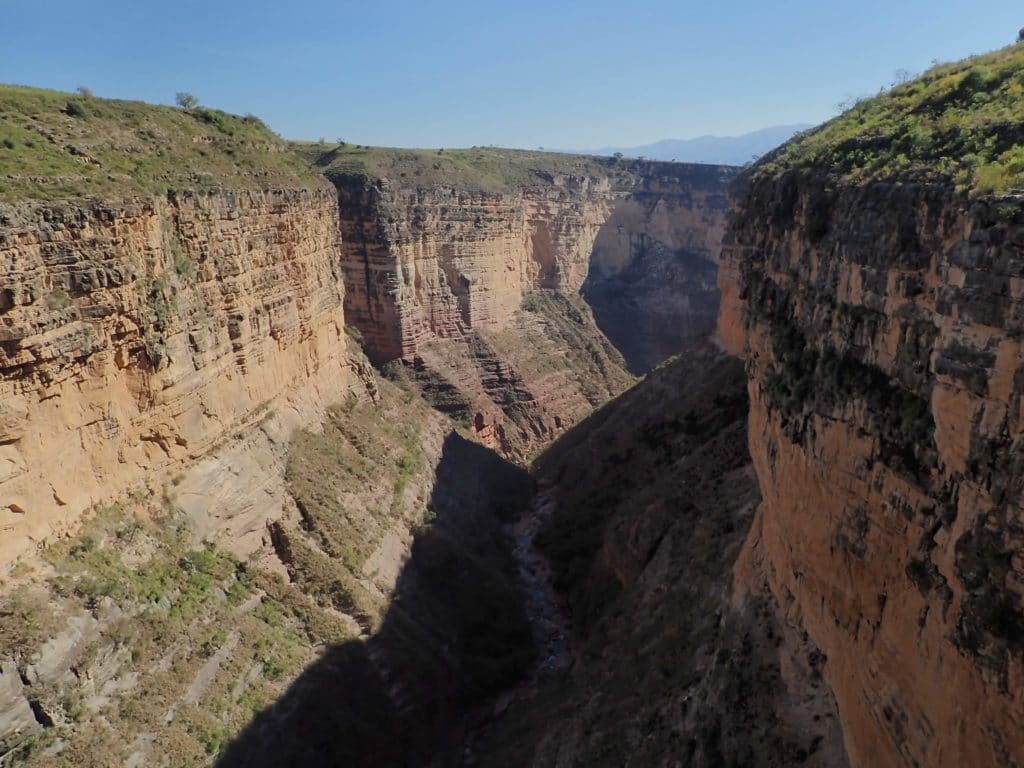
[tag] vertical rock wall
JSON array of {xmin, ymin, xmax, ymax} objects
[
  {"xmin": 334, "ymin": 163, "xmax": 737, "ymax": 369},
  {"xmin": 0, "ymin": 189, "xmax": 362, "ymax": 567},
  {"xmin": 584, "ymin": 162, "xmax": 735, "ymax": 371},
  {"xmin": 720, "ymin": 171, "xmax": 1024, "ymax": 767}
]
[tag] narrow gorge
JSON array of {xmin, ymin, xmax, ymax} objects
[{"xmin": 0, "ymin": 87, "xmax": 740, "ymax": 766}]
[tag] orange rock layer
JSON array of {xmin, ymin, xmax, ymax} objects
[
  {"xmin": 0, "ymin": 189, "xmax": 364, "ymax": 568},
  {"xmin": 720, "ymin": 172, "xmax": 1024, "ymax": 767},
  {"xmin": 335, "ymin": 163, "xmax": 736, "ymax": 367}
]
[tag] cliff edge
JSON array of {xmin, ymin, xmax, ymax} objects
[{"xmin": 0, "ymin": 86, "xmax": 368, "ymax": 569}]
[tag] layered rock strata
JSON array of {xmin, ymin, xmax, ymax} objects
[
  {"xmin": 335, "ymin": 173, "xmax": 617, "ymax": 364},
  {"xmin": 0, "ymin": 189, "xmax": 363, "ymax": 568},
  {"xmin": 584, "ymin": 163, "xmax": 734, "ymax": 372},
  {"xmin": 720, "ymin": 172, "xmax": 1024, "ymax": 767},
  {"xmin": 333, "ymin": 162, "xmax": 736, "ymax": 370}
]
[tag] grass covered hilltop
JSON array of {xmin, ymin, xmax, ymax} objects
[
  {"xmin": 757, "ymin": 42, "xmax": 1024, "ymax": 195},
  {"xmin": 296, "ymin": 142, "xmax": 622, "ymax": 193},
  {"xmin": 0, "ymin": 85, "xmax": 320, "ymax": 202}
]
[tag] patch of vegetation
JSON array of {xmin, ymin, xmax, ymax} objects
[
  {"xmin": 283, "ymin": 378, "xmax": 436, "ymax": 628},
  {"xmin": 296, "ymin": 142, "xmax": 623, "ymax": 193},
  {"xmin": 0, "ymin": 84, "xmax": 321, "ymax": 202},
  {"xmin": 170, "ymin": 242, "xmax": 193, "ymax": 278},
  {"xmin": 755, "ymin": 43, "xmax": 1024, "ymax": 194},
  {"xmin": 762, "ymin": 315, "xmax": 935, "ymax": 476},
  {"xmin": 1, "ymin": 496, "xmax": 363, "ymax": 767},
  {"xmin": 343, "ymin": 324, "xmax": 364, "ymax": 345},
  {"xmin": 382, "ymin": 359, "xmax": 474, "ymax": 427}
]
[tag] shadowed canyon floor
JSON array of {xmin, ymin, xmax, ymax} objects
[{"xmin": 471, "ymin": 346, "xmax": 847, "ymax": 768}]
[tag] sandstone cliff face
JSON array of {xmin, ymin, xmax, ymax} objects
[
  {"xmin": 335, "ymin": 173, "xmax": 617, "ymax": 363},
  {"xmin": 336, "ymin": 162, "xmax": 735, "ymax": 371},
  {"xmin": 720, "ymin": 171, "xmax": 1024, "ymax": 767},
  {"xmin": 331, "ymin": 161, "xmax": 734, "ymax": 458},
  {"xmin": 584, "ymin": 162, "xmax": 735, "ymax": 372},
  {"xmin": 0, "ymin": 188, "xmax": 365, "ymax": 568}
]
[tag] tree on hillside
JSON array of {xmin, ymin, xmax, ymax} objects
[
  {"xmin": 1019, "ymin": 27, "xmax": 1024, "ymax": 42},
  {"xmin": 175, "ymin": 92, "xmax": 199, "ymax": 109}
]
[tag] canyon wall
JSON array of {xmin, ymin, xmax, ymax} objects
[
  {"xmin": 332, "ymin": 161, "xmax": 736, "ymax": 369},
  {"xmin": 583, "ymin": 162, "xmax": 734, "ymax": 372},
  {"xmin": 327, "ymin": 159, "xmax": 735, "ymax": 459},
  {"xmin": 335, "ymin": 172, "xmax": 617, "ymax": 363},
  {"xmin": 720, "ymin": 171, "xmax": 1024, "ymax": 767},
  {"xmin": 0, "ymin": 188, "xmax": 366, "ymax": 568}
]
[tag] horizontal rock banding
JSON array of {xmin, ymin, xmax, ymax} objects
[{"xmin": 0, "ymin": 188, "xmax": 360, "ymax": 567}]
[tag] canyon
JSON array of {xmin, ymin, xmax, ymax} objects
[
  {"xmin": 3, "ymin": 42, "xmax": 1024, "ymax": 768},
  {"xmin": 0, "ymin": 87, "xmax": 740, "ymax": 765},
  {"xmin": 314, "ymin": 147, "xmax": 735, "ymax": 456}
]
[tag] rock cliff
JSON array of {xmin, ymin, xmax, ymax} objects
[
  {"xmin": 719, "ymin": 47, "xmax": 1024, "ymax": 768},
  {"xmin": 322, "ymin": 150, "xmax": 735, "ymax": 371},
  {"xmin": 307, "ymin": 147, "xmax": 735, "ymax": 457},
  {"xmin": 584, "ymin": 162, "xmax": 733, "ymax": 372},
  {"xmin": 334, "ymin": 172, "xmax": 617, "ymax": 362},
  {"xmin": 0, "ymin": 87, "xmax": 374, "ymax": 570},
  {"xmin": 0, "ymin": 189, "xmax": 367, "ymax": 568}
]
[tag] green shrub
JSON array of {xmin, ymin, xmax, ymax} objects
[
  {"xmin": 171, "ymin": 244, "xmax": 194, "ymax": 277},
  {"xmin": 175, "ymin": 91, "xmax": 199, "ymax": 109},
  {"xmin": 755, "ymin": 45, "xmax": 1024, "ymax": 194},
  {"xmin": 64, "ymin": 100, "xmax": 87, "ymax": 118}
]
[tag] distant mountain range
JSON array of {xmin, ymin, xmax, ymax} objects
[{"xmin": 570, "ymin": 124, "xmax": 814, "ymax": 166}]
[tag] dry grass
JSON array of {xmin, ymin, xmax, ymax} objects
[{"xmin": 0, "ymin": 84, "xmax": 321, "ymax": 202}]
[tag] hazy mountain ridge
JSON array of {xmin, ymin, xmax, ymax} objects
[{"xmin": 565, "ymin": 124, "xmax": 813, "ymax": 165}]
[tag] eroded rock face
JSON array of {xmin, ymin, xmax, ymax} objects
[
  {"xmin": 720, "ymin": 171, "xmax": 1024, "ymax": 767},
  {"xmin": 332, "ymin": 162, "xmax": 735, "ymax": 459},
  {"xmin": 336, "ymin": 174, "xmax": 618, "ymax": 363},
  {"xmin": 0, "ymin": 189, "xmax": 365, "ymax": 568},
  {"xmin": 334, "ymin": 162, "xmax": 736, "ymax": 369},
  {"xmin": 584, "ymin": 163, "xmax": 734, "ymax": 372}
]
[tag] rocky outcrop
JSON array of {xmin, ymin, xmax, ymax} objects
[
  {"xmin": 720, "ymin": 171, "xmax": 1024, "ymax": 767},
  {"xmin": 386, "ymin": 292, "xmax": 635, "ymax": 462},
  {"xmin": 584, "ymin": 162, "xmax": 735, "ymax": 372},
  {"xmin": 0, "ymin": 188, "xmax": 367, "ymax": 569}
]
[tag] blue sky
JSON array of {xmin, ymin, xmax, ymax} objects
[{"xmin": 2, "ymin": 1, "xmax": 1021, "ymax": 148}]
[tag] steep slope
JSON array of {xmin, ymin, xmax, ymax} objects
[
  {"xmin": 1, "ymin": 373, "xmax": 534, "ymax": 766},
  {"xmin": 0, "ymin": 86, "xmax": 363, "ymax": 570},
  {"xmin": 473, "ymin": 346, "xmax": 848, "ymax": 767},
  {"xmin": 0, "ymin": 84, "xmax": 404, "ymax": 764},
  {"xmin": 719, "ymin": 44, "xmax": 1024, "ymax": 768},
  {"xmin": 383, "ymin": 291, "xmax": 633, "ymax": 462}
]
